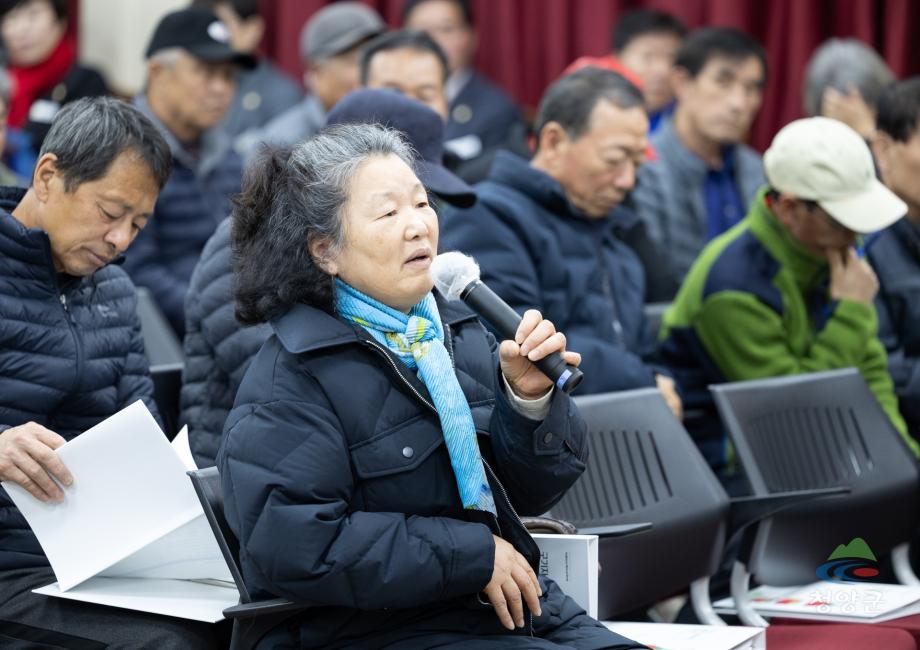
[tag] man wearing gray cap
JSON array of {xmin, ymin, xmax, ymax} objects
[
  {"xmin": 233, "ymin": 2, "xmax": 385, "ymax": 157},
  {"xmin": 661, "ymin": 116, "xmax": 920, "ymax": 470}
]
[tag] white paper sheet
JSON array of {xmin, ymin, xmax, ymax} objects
[
  {"xmin": 713, "ymin": 581, "xmax": 920, "ymax": 623},
  {"xmin": 2, "ymin": 401, "xmax": 218, "ymax": 591},
  {"xmin": 100, "ymin": 513, "xmax": 232, "ymax": 583},
  {"xmin": 603, "ymin": 622, "xmax": 766, "ymax": 650},
  {"xmin": 34, "ymin": 577, "xmax": 238, "ymax": 623},
  {"xmin": 170, "ymin": 425, "xmax": 197, "ymax": 472}
]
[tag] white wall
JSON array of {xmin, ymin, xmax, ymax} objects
[{"xmin": 78, "ymin": 0, "xmax": 189, "ymax": 96}]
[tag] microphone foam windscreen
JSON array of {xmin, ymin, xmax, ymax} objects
[{"xmin": 430, "ymin": 251, "xmax": 481, "ymax": 300}]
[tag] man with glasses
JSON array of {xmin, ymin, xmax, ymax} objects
[
  {"xmin": 125, "ymin": 7, "xmax": 255, "ymax": 335},
  {"xmin": 661, "ymin": 117, "xmax": 920, "ymax": 471}
]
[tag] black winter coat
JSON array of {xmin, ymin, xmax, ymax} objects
[
  {"xmin": 870, "ymin": 217, "xmax": 920, "ymax": 434},
  {"xmin": 441, "ymin": 151, "xmax": 661, "ymax": 396},
  {"xmin": 0, "ymin": 187, "xmax": 160, "ymax": 570},
  {"xmin": 218, "ymin": 297, "xmax": 639, "ymax": 649},
  {"xmin": 180, "ymin": 217, "xmax": 269, "ymax": 468}
]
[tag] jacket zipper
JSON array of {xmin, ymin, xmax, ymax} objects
[
  {"xmin": 361, "ymin": 337, "xmax": 536, "ymax": 634},
  {"xmin": 59, "ymin": 291, "xmax": 84, "ymax": 395},
  {"xmin": 595, "ymin": 240, "xmax": 625, "ymax": 345}
]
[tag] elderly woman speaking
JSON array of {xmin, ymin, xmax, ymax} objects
[{"xmin": 219, "ymin": 124, "xmax": 642, "ymax": 650}]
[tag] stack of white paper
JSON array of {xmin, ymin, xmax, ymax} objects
[
  {"xmin": 603, "ymin": 622, "xmax": 766, "ymax": 650},
  {"xmin": 714, "ymin": 581, "xmax": 920, "ymax": 623},
  {"xmin": 1, "ymin": 401, "xmax": 239, "ymax": 622}
]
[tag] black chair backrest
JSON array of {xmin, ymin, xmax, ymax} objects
[
  {"xmin": 550, "ymin": 388, "xmax": 730, "ymax": 618},
  {"xmin": 187, "ymin": 467, "xmax": 251, "ymax": 603},
  {"xmin": 711, "ymin": 369, "xmax": 920, "ymax": 585},
  {"xmin": 136, "ymin": 287, "xmax": 184, "ymax": 437}
]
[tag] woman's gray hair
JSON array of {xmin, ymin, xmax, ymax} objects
[
  {"xmin": 233, "ymin": 123, "xmax": 416, "ymax": 324},
  {"xmin": 803, "ymin": 38, "xmax": 895, "ymax": 116}
]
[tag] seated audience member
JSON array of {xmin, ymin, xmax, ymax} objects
[
  {"xmin": 442, "ymin": 68, "xmax": 682, "ymax": 416},
  {"xmin": 629, "ymin": 27, "xmax": 767, "ymax": 299},
  {"xmin": 661, "ymin": 117, "xmax": 920, "ymax": 470},
  {"xmin": 869, "ymin": 78, "xmax": 920, "ymax": 438},
  {"xmin": 181, "ymin": 89, "xmax": 476, "ymax": 468},
  {"xmin": 125, "ymin": 7, "xmax": 255, "ymax": 336},
  {"xmin": 0, "ymin": 97, "xmax": 218, "ymax": 648},
  {"xmin": 611, "ymin": 8, "xmax": 686, "ymax": 133},
  {"xmin": 0, "ymin": 0, "xmax": 109, "ymax": 175},
  {"xmin": 192, "ymin": 0, "xmax": 302, "ymax": 140},
  {"xmin": 804, "ymin": 38, "xmax": 895, "ymax": 141},
  {"xmin": 219, "ymin": 122, "xmax": 643, "ymax": 650},
  {"xmin": 403, "ymin": 0, "xmax": 522, "ymax": 176},
  {"xmin": 360, "ymin": 28, "xmax": 450, "ymax": 119},
  {"xmin": 234, "ymin": 1, "xmax": 384, "ymax": 157},
  {"xmin": 0, "ymin": 68, "xmax": 27, "ymax": 187}
]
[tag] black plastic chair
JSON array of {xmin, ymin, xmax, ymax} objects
[
  {"xmin": 187, "ymin": 467, "xmax": 302, "ymax": 650},
  {"xmin": 136, "ymin": 287, "xmax": 184, "ymax": 438},
  {"xmin": 711, "ymin": 369, "xmax": 920, "ymax": 625},
  {"xmin": 548, "ymin": 387, "xmax": 843, "ymax": 622}
]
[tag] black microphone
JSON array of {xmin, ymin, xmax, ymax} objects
[{"xmin": 431, "ymin": 252, "xmax": 584, "ymax": 394}]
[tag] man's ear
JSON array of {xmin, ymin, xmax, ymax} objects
[
  {"xmin": 670, "ymin": 67, "xmax": 691, "ymax": 102},
  {"xmin": 772, "ymin": 193, "xmax": 802, "ymax": 230},
  {"xmin": 309, "ymin": 237, "xmax": 338, "ymax": 276},
  {"xmin": 871, "ymin": 132, "xmax": 893, "ymax": 180},
  {"xmin": 535, "ymin": 122, "xmax": 569, "ymax": 158},
  {"xmin": 31, "ymin": 153, "xmax": 60, "ymax": 203}
]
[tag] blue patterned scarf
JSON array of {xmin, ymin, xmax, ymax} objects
[{"xmin": 336, "ymin": 280, "xmax": 496, "ymax": 515}]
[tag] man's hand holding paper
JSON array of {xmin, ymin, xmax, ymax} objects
[{"xmin": 0, "ymin": 422, "xmax": 73, "ymax": 502}]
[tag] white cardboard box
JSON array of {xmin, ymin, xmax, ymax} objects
[{"xmin": 532, "ymin": 533, "xmax": 598, "ymax": 619}]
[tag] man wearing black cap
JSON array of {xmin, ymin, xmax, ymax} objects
[
  {"xmin": 234, "ymin": 2, "xmax": 385, "ymax": 157},
  {"xmin": 181, "ymin": 90, "xmax": 475, "ymax": 468},
  {"xmin": 124, "ymin": 7, "xmax": 256, "ymax": 336}
]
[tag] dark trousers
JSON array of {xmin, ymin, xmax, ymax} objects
[{"xmin": 0, "ymin": 566, "xmax": 227, "ymax": 649}]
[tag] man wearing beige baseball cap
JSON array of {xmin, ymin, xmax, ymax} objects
[{"xmin": 660, "ymin": 116, "xmax": 919, "ymax": 473}]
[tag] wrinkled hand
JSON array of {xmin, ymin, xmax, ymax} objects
[
  {"xmin": 655, "ymin": 374, "xmax": 683, "ymax": 420},
  {"xmin": 500, "ymin": 310, "xmax": 581, "ymax": 399},
  {"xmin": 822, "ymin": 86, "xmax": 876, "ymax": 139},
  {"xmin": 828, "ymin": 248, "xmax": 878, "ymax": 305},
  {"xmin": 483, "ymin": 535, "xmax": 542, "ymax": 629},
  {"xmin": 0, "ymin": 423, "xmax": 72, "ymax": 502}
]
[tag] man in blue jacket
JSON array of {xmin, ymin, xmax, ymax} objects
[
  {"xmin": 0, "ymin": 98, "xmax": 219, "ymax": 648},
  {"xmin": 125, "ymin": 7, "xmax": 256, "ymax": 336},
  {"xmin": 442, "ymin": 67, "xmax": 681, "ymax": 415}
]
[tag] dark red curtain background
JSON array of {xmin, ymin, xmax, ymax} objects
[{"xmin": 259, "ymin": 0, "xmax": 920, "ymax": 151}]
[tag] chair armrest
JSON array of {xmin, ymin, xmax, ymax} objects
[
  {"xmin": 223, "ymin": 597, "xmax": 303, "ymax": 619},
  {"xmin": 577, "ymin": 522, "xmax": 652, "ymax": 538}
]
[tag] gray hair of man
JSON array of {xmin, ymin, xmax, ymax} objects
[
  {"xmin": 233, "ymin": 122, "xmax": 416, "ymax": 324},
  {"xmin": 38, "ymin": 96, "xmax": 172, "ymax": 192},
  {"xmin": 0, "ymin": 67, "xmax": 11, "ymax": 107},
  {"xmin": 803, "ymin": 38, "xmax": 895, "ymax": 116}
]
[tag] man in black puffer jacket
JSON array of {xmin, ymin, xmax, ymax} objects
[
  {"xmin": 0, "ymin": 98, "xmax": 222, "ymax": 649},
  {"xmin": 181, "ymin": 88, "xmax": 477, "ymax": 467}
]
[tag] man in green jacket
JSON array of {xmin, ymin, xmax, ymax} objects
[{"xmin": 661, "ymin": 116, "xmax": 920, "ymax": 469}]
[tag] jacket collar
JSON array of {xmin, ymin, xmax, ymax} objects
[
  {"xmin": 486, "ymin": 150, "xmax": 637, "ymax": 232},
  {"xmin": 0, "ymin": 186, "xmax": 52, "ymax": 264},
  {"xmin": 132, "ymin": 94, "xmax": 232, "ymax": 179},
  {"xmin": 747, "ymin": 187, "xmax": 828, "ymax": 291},
  {"xmin": 271, "ymin": 290, "xmax": 478, "ymax": 355},
  {"xmin": 651, "ymin": 118, "xmax": 737, "ymax": 179}
]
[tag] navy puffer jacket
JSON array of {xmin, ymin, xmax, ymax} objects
[
  {"xmin": 0, "ymin": 187, "xmax": 160, "ymax": 570},
  {"xmin": 180, "ymin": 217, "xmax": 270, "ymax": 468},
  {"xmin": 218, "ymin": 296, "xmax": 615, "ymax": 649},
  {"xmin": 441, "ymin": 150, "xmax": 660, "ymax": 395}
]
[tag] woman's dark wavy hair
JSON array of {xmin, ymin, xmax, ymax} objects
[{"xmin": 232, "ymin": 123, "xmax": 415, "ymax": 325}]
